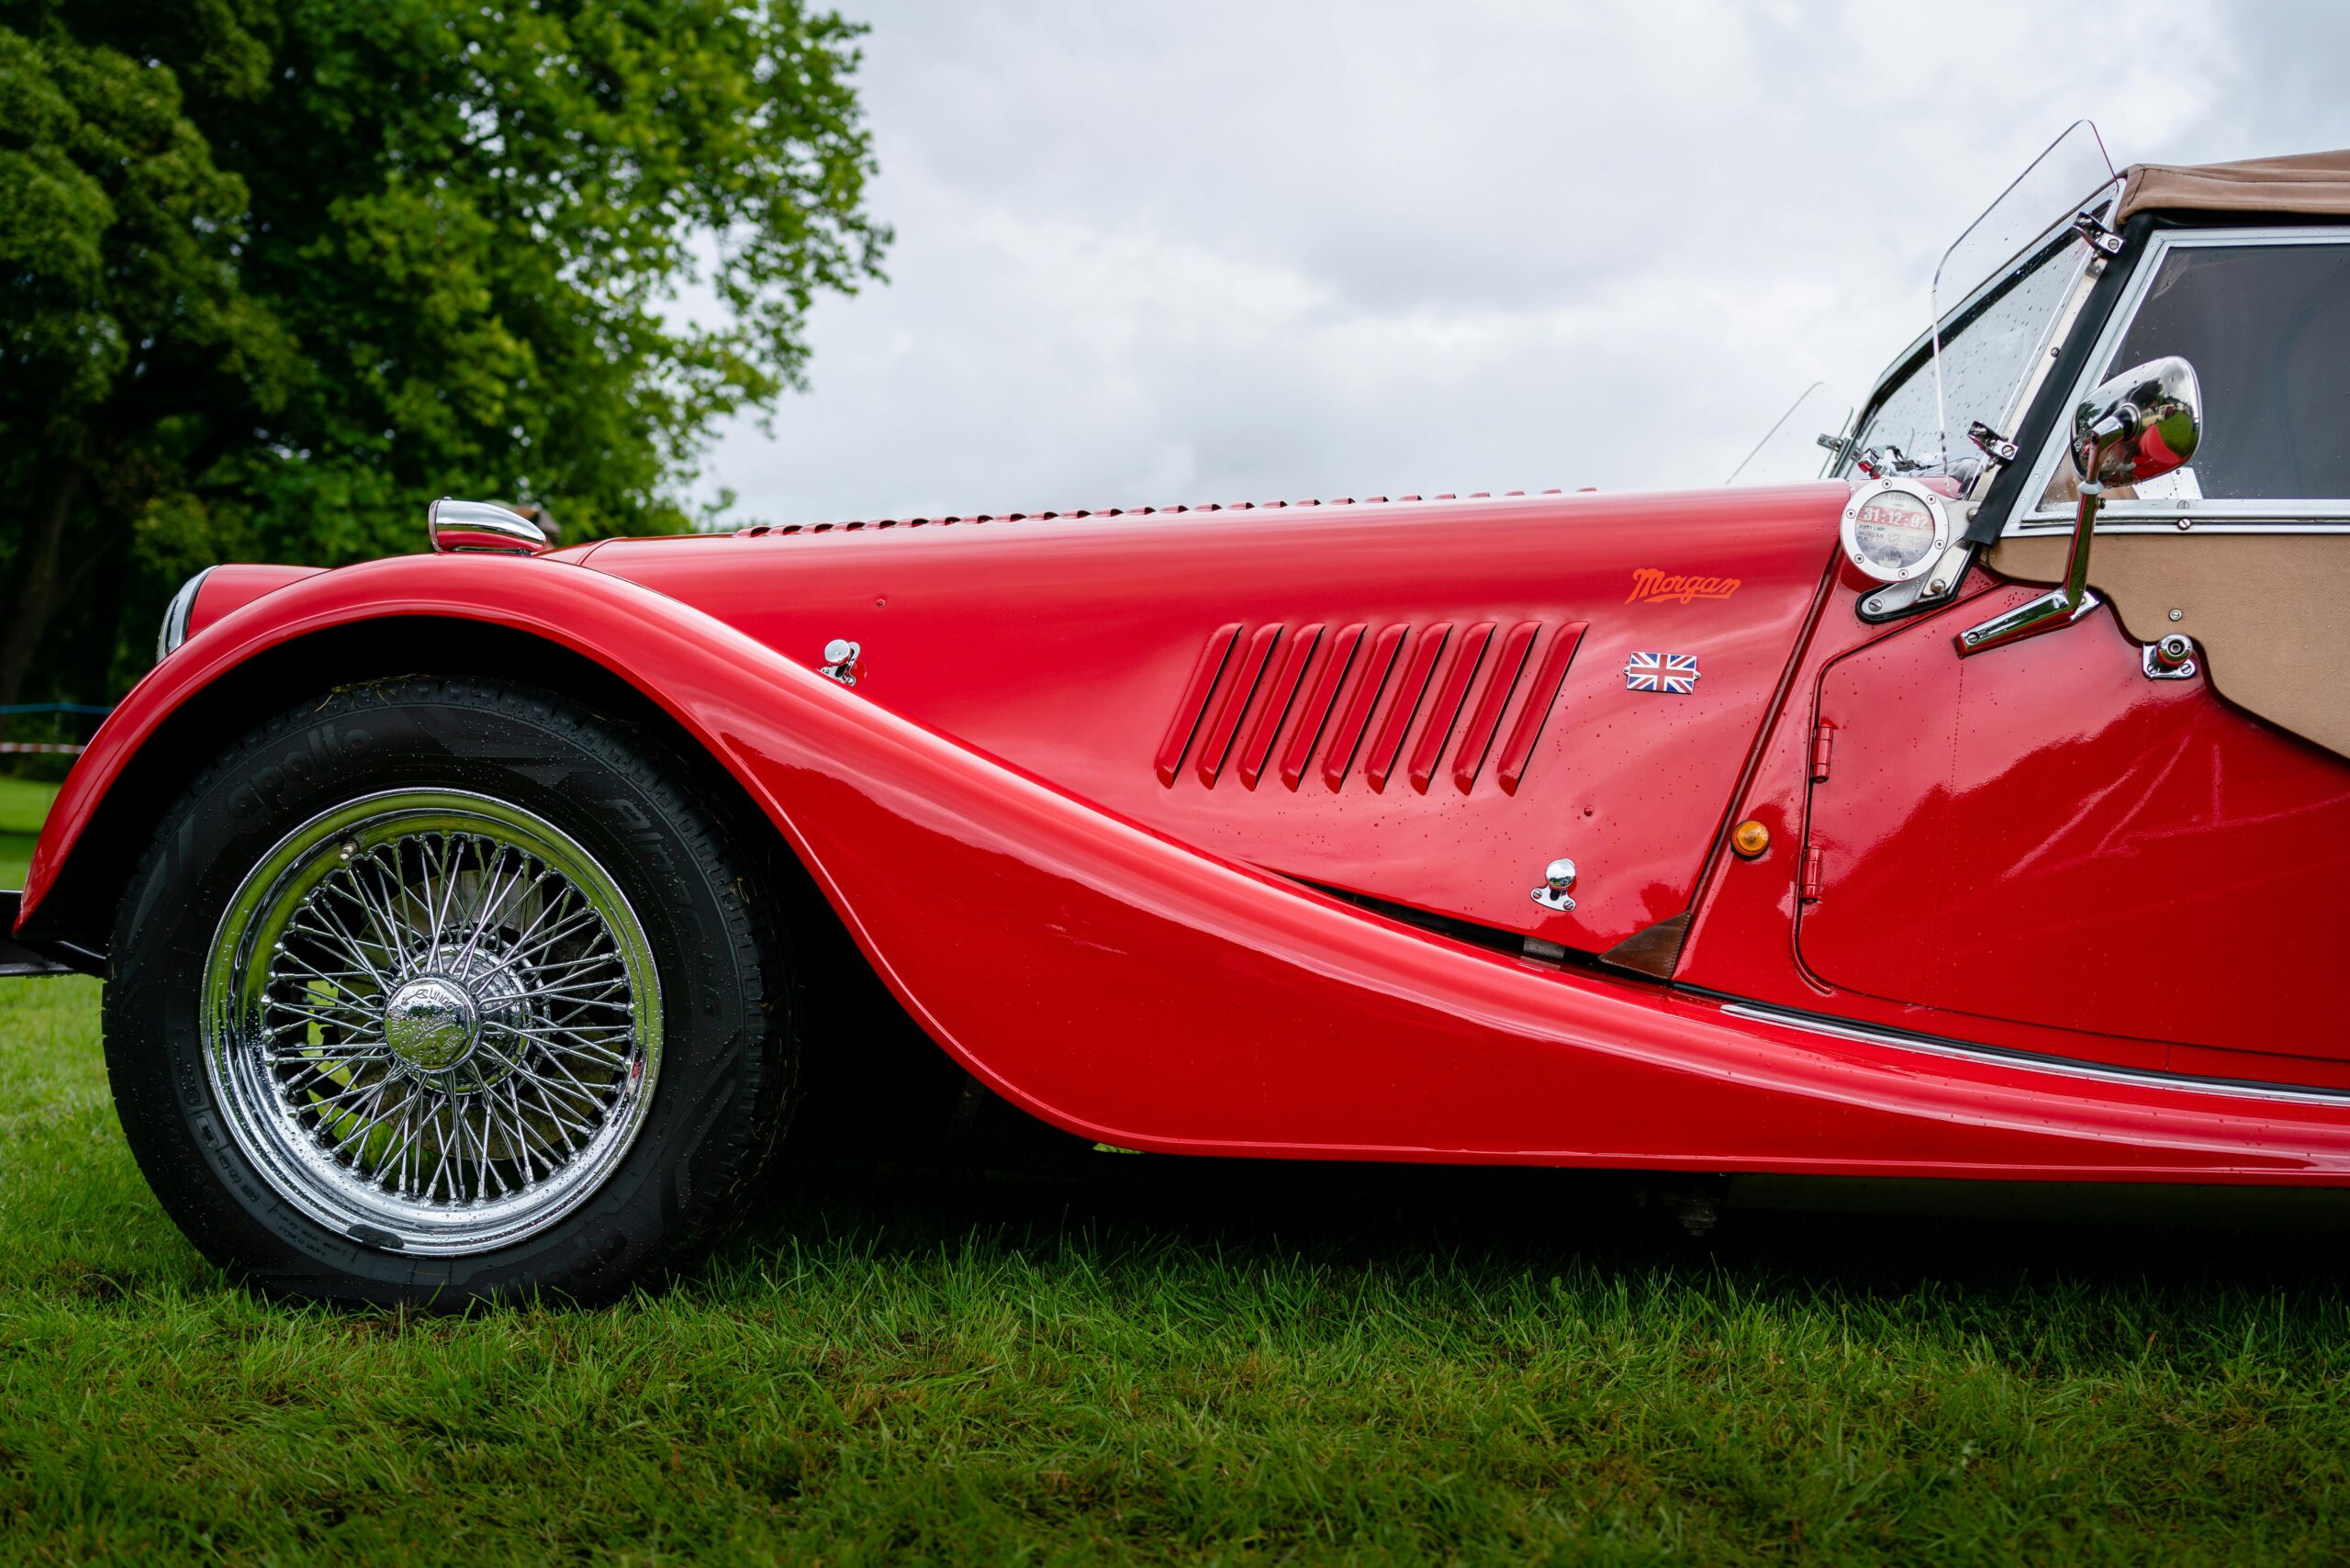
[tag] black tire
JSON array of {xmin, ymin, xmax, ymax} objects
[{"xmin": 103, "ymin": 676, "xmax": 797, "ymax": 1307}]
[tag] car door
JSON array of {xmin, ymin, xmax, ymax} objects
[{"xmin": 1794, "ymin": 228, "xmax": 2350, "ymax": 1081}]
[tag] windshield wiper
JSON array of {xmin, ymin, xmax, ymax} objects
[{"xmin": 1852, "ymin": 444, "xmax": 1937, "ymax": 479}]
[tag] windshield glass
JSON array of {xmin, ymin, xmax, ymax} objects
[
  {"xmin": 1845, "ymin": 123, "xmax": 2120, "ymax": 480},
  {"xmin": 1850, "ymin": 239, "xmax": 2087, "ymax": 476},
  {"xmin": 1727, "ymin": 383, "xmax": 1852, "ymax": 485}
]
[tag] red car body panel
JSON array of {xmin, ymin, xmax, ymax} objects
[
  {"xmin": 19, "ymin": 543, "xmax": 2350, "ymax": 1183},
  {"xmin": 1676, "ymin": 571, "xmax": 2350, "ymax": 1084},
  {"xmin": 581, "ymin": 487, "xmax": 1841, "ymax": 952},
  {"xmin": 1801, "ymin": 583, "xmax": 2349, "ymax": 1063}
]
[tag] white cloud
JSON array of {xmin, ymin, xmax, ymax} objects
[{"xmin": 693, "ymin": 0, "xmax": 2350, "ymax": 525}]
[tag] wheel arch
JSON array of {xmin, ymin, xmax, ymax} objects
[
  {"xmin": 30, "ymin": 583, "xmax": 970, "ymax": 1148},
  {"xmin": 27, "ymin": 613, "xmax": 764, "ymax": 948}
]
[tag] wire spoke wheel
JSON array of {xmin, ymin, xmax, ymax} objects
[{"xmin": 203, "ymin": 790, "xmax": 664, "ymax": 1255}]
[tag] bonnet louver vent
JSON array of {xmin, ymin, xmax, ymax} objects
[{"xmin": 1155, "ymin": 619, "xmax": 1584, "ymax": 794}]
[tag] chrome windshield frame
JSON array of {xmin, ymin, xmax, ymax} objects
[
  {"xmin": 2006, "ymin": 225, "xmax": 2350, "ymax": 535},
  {"xmin": 1839, "ymin": 217, "xmax": 2101, "ymax": 496}
]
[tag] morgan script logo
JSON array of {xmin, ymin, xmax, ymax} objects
[{"xmin": 1627, "ymin": 568, "xmax": 1741, "ymax": 605}]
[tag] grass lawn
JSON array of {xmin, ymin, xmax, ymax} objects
[
  {"xmin": 0, "ymin": 774, "xmax": 57, "ymax": 890},
  {"xmin": 3, "ymin": 778, "xmax": 2347, "ymax": 1562}
]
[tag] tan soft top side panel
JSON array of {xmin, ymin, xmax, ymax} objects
[
  {"xmin": 2118, "ymin": 151, "xmax": 2350, "ymax": 221},
  {"xmin": 1986, "ymin": 532, "xmax": 2350, "ymax": 758}
]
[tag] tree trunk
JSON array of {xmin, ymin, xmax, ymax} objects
[{"xmin": 0, "ymin": 464, "xmax": 85, "ymax": 734}]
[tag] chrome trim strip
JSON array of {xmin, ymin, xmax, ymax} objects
[
  {"xmin": 1975, "ymin": 248, "xmax": 2107, "ymax": 498},
  {"xmin": 2010, "ymin": 226, "xmax": 2350, "ymax": 534},
  {"xmin": 1722, "ymin": 1001, "xmax": 2350, "ymax": 1107}
]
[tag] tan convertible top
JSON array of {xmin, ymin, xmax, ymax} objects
[{"xmin": 2117, "ymin": 150, "xmax": 2350, "ymax": 221}]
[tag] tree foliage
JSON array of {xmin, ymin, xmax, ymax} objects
[{"xmin": 0, "ymin": 0, "xmax": 886, "ymax": 714}]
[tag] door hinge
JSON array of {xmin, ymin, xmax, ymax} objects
[
  {"xmin": 1809, "ymin": 723, "xmax": 1834, "ymax": 782},
  {"xmin": 1800, "ymin": 846, "xmax": 1825, "ymax": 902}
]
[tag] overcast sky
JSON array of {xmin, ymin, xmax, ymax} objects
[{"xmin": 692, "ymin": 0, "xmax": 2350, "ymax": 525}]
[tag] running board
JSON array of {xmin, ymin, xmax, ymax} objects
[{"xmin": 0, "ymin": 892, "xmax": 103, "ymax": 977}]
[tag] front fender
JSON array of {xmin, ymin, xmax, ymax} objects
[{"xmin": 24, "ymin": 552, "xmax": 2350, "ymax": 1179}]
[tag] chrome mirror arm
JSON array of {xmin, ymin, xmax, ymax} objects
[
  {"xmin": 1953, "ymin": 355, "xmax": 2199, "ymax": 658},
  {"xmin": 1953, "ymin": 480, "xmax": 2104, "ymax": 655}
]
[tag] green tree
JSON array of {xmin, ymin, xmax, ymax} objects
[{"xmin": 0, "ymin": 0, "xmax": 885, "ymax": 719}]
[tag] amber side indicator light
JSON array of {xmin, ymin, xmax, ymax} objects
[{"xmin": 1731, "ymin": 820, "xmax": 1771, "ymax": 858}]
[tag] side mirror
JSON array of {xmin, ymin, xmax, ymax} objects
[
  {"xmin": 2072, "ymin": 355, "xmax": 2201, "ymax": 487},
  {"xmin": 1959, "ymin": 353, "xmax": 2204, "ymax": 657}
]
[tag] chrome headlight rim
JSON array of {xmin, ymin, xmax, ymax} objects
[
  {"xmin": 155, "ymin": 566, "xmax": 217, "ymax": 664},
  {"xmin": 1838, "ymin": 477, "xmax": 1954, "ymax": 586}
]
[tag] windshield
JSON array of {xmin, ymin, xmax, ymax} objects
[
  {"xmin": 1848, "ymin": 236, "xmax": 2087, "ymax": 477},
  {"xmin": 1843, "ymin": 122, "xmax": 2120, "ymax": 482},
  {"xmin": 1727, "ymin": 383, "xmax": 1852, "ymax": 485}
]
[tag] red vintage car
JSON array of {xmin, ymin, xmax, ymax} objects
[{"xmin": 8, "ymin": 129, "xmax": 2349, "ymax": 1305}]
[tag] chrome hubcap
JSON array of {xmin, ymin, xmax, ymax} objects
[
  {"xmin": 203, "ymin": 790, "xmax": 663, "ymax": 1255},
  {"xmin": 384, "ymin": 976, "xmax": 480, "ymax": 1075}
]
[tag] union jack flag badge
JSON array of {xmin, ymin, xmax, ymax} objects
[{"xmin": 1623, "ymin": 652, "xmax": 1699, "ymax": 695}]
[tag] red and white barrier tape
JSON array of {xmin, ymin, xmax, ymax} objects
[{"xmin": 0, "ymin": 744, "xmax": 83, "ymax": 755}]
